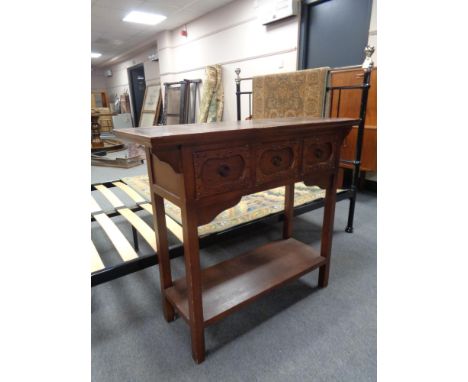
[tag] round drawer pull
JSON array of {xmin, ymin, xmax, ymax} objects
[
  {"xmin": 314, "ymin": 148, "xmax": 324, "ymax": 159},
  {"xmin": 218, "ymin": 164, "xmax": 231, "ymax": 177},
  {"xmin": 271, "ymin": 155, "xmax": 283, "ymax": 167}
]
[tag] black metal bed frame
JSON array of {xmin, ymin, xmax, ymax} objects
[
  {"xmin": 91, "ymin": 181, "xmax": 352, "ymax": 286},
  {"xmin": 91, "ymin": 46, "xmax": 374, "ymax": 287},
  {"xmin": 234, "ymin": 46, "xmax": 375, "ymax": 233}
]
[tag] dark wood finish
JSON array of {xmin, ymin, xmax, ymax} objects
[
  {"xmin": 115, "ymin": 117, "xmax": 356, "ymax": 363},
  {"xmin": 145, "ymin": 147, "xmax": 175, "ymax": 322},
  {"xmin": 115, "ymin": 117, "xmax": 357, "ymax": 147},
  {"xmin": 151, "ymin": 154, "xmax": 184, "ymax": 198},
  {"xmin": 283, "ymin": 183, "xmax": 294, "ymax": 239},
  {"xmin": 318, "ymin": 169, "xmax": 340, "ymax": 287},
  {"xmin": 165, "ymin": 238, "xmax": 326, "ymax": 326},
  {"xmin": 193, "ymin": 145, "xmax": 251, "ymax": 198},
  {"xmin": 330, "ymin": 67, "xmax": 377, "ymax": 173},
  {"xmin": 180, "ymin": 204, "xmax": 205, "ymax": 363},
  {"xmin": 255, "ymin": 140, "xmax": 300, "ymax": 185},
  {"xmin": 303, "ymin": 136, "xmax": 336, "ymax": 173}
]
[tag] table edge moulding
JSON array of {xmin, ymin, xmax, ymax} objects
[{"xmin": 114, "ymin": 116, "xmax": 358, "ymax": 363}]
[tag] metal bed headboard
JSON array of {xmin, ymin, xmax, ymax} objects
[{"xmin": 234, "ymin": 45, "xmax": 375, "ymax": 233}]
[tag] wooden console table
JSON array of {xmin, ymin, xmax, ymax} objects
[{"xmin": 115, "ymin": 116, "xmax": 357, "ymax": 363}]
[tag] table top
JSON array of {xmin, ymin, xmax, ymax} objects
[{"xmin": 114, "ymin": 117, "xmax": 359, "ymax": 147}]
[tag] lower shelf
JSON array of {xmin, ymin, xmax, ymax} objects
[{"xmin": 165, "ymin": 238, "xmax": 326, "ymax": 326}]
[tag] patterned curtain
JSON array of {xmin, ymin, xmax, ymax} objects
[{"xmin": 198, "ymin": 64, "xmax": 224, "ymax": 123}]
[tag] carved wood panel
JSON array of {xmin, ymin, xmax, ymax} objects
[
  {"xmin": 302, "ymin": 136, "xmax": 337, "ymax": 174},
  {"xmin": 255, "ymin": 140, "xmax": 300, "ymax": 185},
  {"xmin": 193, "ymin": 145, "xmax": 251, "ymax": 198}
]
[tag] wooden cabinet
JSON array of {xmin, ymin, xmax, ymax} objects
[
  {"xmin": 342, "ymin": 126, "xmax": 376, "ymax": 171},
  {"xmin": 115, "ymin": 116, "xmax": 357, "ymax": 363},
  {"xmin": 329, "ymin": 67, "xmax": 377, "ymax": 173}
]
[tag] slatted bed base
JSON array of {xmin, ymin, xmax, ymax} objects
[{"xmin": 91, "ymin": 180, "xmax": 354, "ymax": 287}]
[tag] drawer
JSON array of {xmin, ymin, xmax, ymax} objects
[
  {"xmin": 302, "ymin": 136, "xmax": 336, "ymax": 173},
  {"xmin": 193, "ymin": 145, "xmax": 251, "ymax": 198},
  {"xmin": 255, "ymin": 140, "xmax": 300, "ymax": 185}
]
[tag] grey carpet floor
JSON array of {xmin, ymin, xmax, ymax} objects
[{"xmin": 91, "ymin": 191, "xmax": 376, "ymax": 382}]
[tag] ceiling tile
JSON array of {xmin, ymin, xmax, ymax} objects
[
  {"xmin": 91, "ymin": 0, "xmax": 237, "ymax": 67},
  {"xmin": 94, "ymin": 0, "xmax": 145, "ymax": 11},
  {"xmin": 138, "ymin": 1, "xmax": 180, "ymax": 15},
  {"xmin": 144, "ymin": 0, "xmax": 198, "ymax": 8}
]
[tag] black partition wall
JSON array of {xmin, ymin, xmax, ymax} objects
[{"xmin": 298, "ymin": 0, "xmax": 373, "ymax": 69}]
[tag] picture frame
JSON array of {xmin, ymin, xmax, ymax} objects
[
  {"xmin": 139, "ymin": 112, "xmax": 157, "ymax": 127},
  {"xmin": 141, "ymin": 84, "xmax": 161, "ymax": 112},
  {"xmin": 139, "ymin": 85, "xmax": 162, "ymax": 127}
]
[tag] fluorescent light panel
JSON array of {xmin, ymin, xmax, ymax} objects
[
  {"xmin": 91, "ymin": 52, "xmax": 102, "ymax": 58},
  {"xmin": 123, "ymin": 11, "xmax": 166, "ymax": 25}
]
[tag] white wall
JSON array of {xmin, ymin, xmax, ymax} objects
[
  {"xmin": 156, "ymin": 0, "xmax": 377, "ymax": 122},
  {"xmin": 91, "ymin": 0, "xmax": 377, "ymax": 127},
  {"xmin": 104, "ymin": 47, "xmax": 160, "ymax": 102},
  {"xmin": 156, "ymin": 0, "xmax": 299, "ymax": 121},
  {"xmin": 90, "ymin": 46, "xmax": 161, "ymax": 121},
  {"xmin": 91, "ymin": 68, "xmax": 107, "ymax": 92}
]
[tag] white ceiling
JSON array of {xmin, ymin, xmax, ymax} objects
[{"xmin": 91, "ymin": 0, "xmax": 236, "ymax": 67}]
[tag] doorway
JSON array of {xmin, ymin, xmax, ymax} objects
[{"xmin": 128, "ymin": 64, "xmax": 146, "ymax": 126}]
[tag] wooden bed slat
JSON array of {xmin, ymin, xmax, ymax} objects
[
  {"xmin": 95, "ymin": 184, "xmax": 125, "ymax": 209},
  {"xmin": 140, "ymin": 202, "xmax": 184, "ymax": 242},
  {"xmin": 91, "ymin": 196, "xmax": 102, "ymax": 214},
  {"xmin": 118, "ymin": 208, "xmax": 156, "ymax": 251},
  {"xmin": 113, "ymin": 181, "xmax": 146, "ymax": 204},
  {"xmin": 95, "ymin": 181, "xmax": 183, "ymax": 243},
  {"xmin": 94, "ymin": 213, "xmax": 138, "ymax": 261},
  {"xmin": 140, "ymin": 202, "xmax": 153, "ymax": 215},
  {"xmin": 91, "ymin": 241, "xmax": 105, "ymax": 272}
]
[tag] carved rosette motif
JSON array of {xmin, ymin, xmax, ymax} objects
[
  {"xmin": 255, "ymin": 141, "xmax": 300, "ymax": 185},
  {"xmin": 302, "ymin": 136, "xmax": 337, "ymax": 174},
  {"xmin": 193, "ymin": 145, "xmax": 251, "ymax": 198}
]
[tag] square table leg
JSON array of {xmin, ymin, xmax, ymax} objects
[
  {"xmin": 181, "ymin": 205, "xmax": 205, "ymax": 363},
  {"xmin": 152, "ymin": 194, "xmax": 176, "ymax": 321},
  {"xmin": 319, "ymin": 173, "xmax": 339, "ymax": 288},
  {"xmin": 283, "ymin": 183, "xmax": 295, "ymax": 239},
  {"xmin": 146, "ymin": 147, "xmax": 176, "ymax": 322}
]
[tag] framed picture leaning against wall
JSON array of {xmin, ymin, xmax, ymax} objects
[{"xmin": 139, "ymin": 84, "xmax": 162, "ymax": 127}]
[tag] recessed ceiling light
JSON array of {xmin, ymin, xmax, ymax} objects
[
  {"xmin": 123, "ymin": 11, "xmax": 166, "ymax": 26},
  {"xmin": 91, "ymin": 52, "xmax": 102, "ymax": 58}
]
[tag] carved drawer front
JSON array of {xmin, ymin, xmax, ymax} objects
[
  {"xmin": 256, "ymin": 141, "xmax": 300, "ymax": 185},
  {"xmin": 193, "ymin": 145, "xmax": 251, "ymax": 198},
  {"xmin": 302, "ymin": 136, "xmax": 336, "ymax": 173}
]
